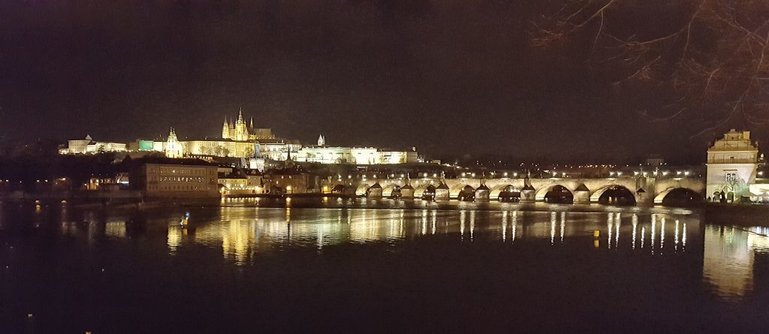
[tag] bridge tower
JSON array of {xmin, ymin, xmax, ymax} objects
[{"xmin": 706, "ymin": 129, "xmax": 759, "ymax": 202}]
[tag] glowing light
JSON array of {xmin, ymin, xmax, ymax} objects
[
  {"xmin": 651, "ymin": 215, "xmax": 656, "ymax": 254},
  {"xmin": 469, "ymin": 210, "xmax": 476, "ymax": 242},
  {"xmin": 607, "ymin": 213, "xmax": 613, "ymax": 249},
  {"xmin": 615, "ymin": 213, "xmax": 620, "ymax": 248},
  {"xmin": 682, "ymin": 223, "xmax": 687, "ymax": 248},
  {"xmin": 550, "ymin": 211, "xmax": 556, "ymax": 245},
  {"xmin": 502, "ymin": 211, "xmax": 508, "ymax": 242},
  {"xmin": 431, "ymin": 211, "xmax": 436, "ymax": 235},
  {"xmin": 511, "ymin": 211, "xmax": 518, "ymax": 243},
  {"xmin": 674, "ymin": 219, "xmax": 680, "ymax": 251},
  {"xmin": 632, "ymin": 214, "xmax": 638, "ymax": 250},
  {"xmin": 660, "ymin": 217, "xmax": 666, "ymax": 251}
]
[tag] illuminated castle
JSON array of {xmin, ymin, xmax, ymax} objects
[
  {"xmin": 221, "ymin": 109, "xmax": 275, "ymax": 141},
  {"xmin": 60, "ymin": 108, "xmax": 420, "ymax": 166}
]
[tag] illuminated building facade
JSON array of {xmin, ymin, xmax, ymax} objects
[
  {"xmin": 165, "ymin": 128, "xmax": 184, "ymax": 158},
  {"xmin": 219, "ymin": 170, "xmax": 264, "ymax": 196},
  {"xmin": 295, "ymin": 146, "xmax": 418, "ymax": 164},
  {"xmin": 59, "ymin": 135, "xmax": 127, "ymax": 154},
  {"xmin": 262, "ymin": 167, "xmax": 318, "ymax": 194},
  {"xmin": 130, "ymin": 158, "xmax": 219, "ymax": 198},
  {"xmin": 706, "ymin": 129, "xmax": 760, "ymax": 202}
]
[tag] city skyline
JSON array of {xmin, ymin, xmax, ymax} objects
[{"xmin": 3, "ymin": 1, "xmax": 768, "ymax": 163}]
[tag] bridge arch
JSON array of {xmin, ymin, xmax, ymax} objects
[
  {"xmin": 496, "ymin": 185, "xmax": 521, "ymax": 202},
  {"xmin": 331, "ymin": 184, "xmax": 351, "ymax": 195},
  {"xmin": 590, "ymin": 185, "xmax": 636, "ymax": 205},
  {"xmin": 419, "ymin": 184, "xmax": 437, "ymax": 201},
  {"xmin": 355, "ymin": 183, "xmax": 370, "ymax": 196},
  {"xmin": 536, "ymin": 184, "xmax": 574, "ymax": 203},
  {"xmin": 489, "ymin": 184, "xmax": 513, "ymax": 198},
  {"xmin": 654, "ymin": 187, "xmax": 702, "ymax": 206},
  {"xmin": 458, "ymin": 185, "xmax": 475, "ymax": 201},
  {"xmin": 449, "ymin": 183, "xmax": 470, "ymax": 199},
  {"xmin": 382, "ymin": 184, "xmax": 398, "ymax": 198}
]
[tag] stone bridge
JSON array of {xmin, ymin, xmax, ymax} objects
[{"xmin": 322, "ymin": 176, "xmax": 705, "ymax": 206}]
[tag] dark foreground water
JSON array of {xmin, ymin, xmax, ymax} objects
[{"xmin": 1, "ymin": 198, "xmax": 768, "ymax": 333}]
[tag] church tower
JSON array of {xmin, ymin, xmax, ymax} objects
[
  {"xmin": 317, "ymin": 134, "xmax": 325, "ymax": 146},
  {"xmin": 234, "ymin": 108, "xmax": 249, "ymax": 141},
  {"xmin": 165, "ymin": 128, "xmax": 184, "ymax": 158},
  {"xmin": 222, "ymin": 117, "xmax": 231, "ymax": 139}
]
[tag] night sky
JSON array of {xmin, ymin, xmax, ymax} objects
[{"xmin": 1, "ymin": 0, "xmax": 763, "ymax": 163}]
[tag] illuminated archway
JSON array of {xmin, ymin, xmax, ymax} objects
[
  {"xmin": 382, "ymin": 184, "xmax": 398, "ymax": 197},
  {"xmin": 593, "ymin": 185, "xmax": 636, "ymax": 206},
  {"xmin": 498, "ymin": 185, "xmax": 521, "ymax": 202},
  {"xmin": 535, "ymin": 184, "xmax": 573, "ymax": 203},
  {"xmin": 355, "ymin": 184, "xmax": 370, "ymax": 196},
  {"xmin": 421, "ymin": 185, "xmax": 437, "ymax": 201},
  {"xmin": 654, "ymin": 187, "xmax": 701, "ymax": 206},
  {"xmin": 458, "ymin": 185, "xmax": 475, "ymax": 201},
  {"xmin": 331, "ymin": 184, "xmax": 347, "ymax": 194},
  {"xmin": 387, "ymin": 185, "xmax": 402, "ymax": 199},
  {"xmin": 540, "ymin": 185, "xmax": 573, "ymax": 204},
  {"xmin": 490, "ymin": 184, "xmax": 513, "ymax": 198}
]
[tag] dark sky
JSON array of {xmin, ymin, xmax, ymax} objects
[{"xmin": 0, "ymin": 0, "xmax": 741, "ymax": 163}]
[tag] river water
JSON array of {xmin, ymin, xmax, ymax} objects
[{"xmin": 1, "ymin": 198, "xmax": 768, "ymax": 333}]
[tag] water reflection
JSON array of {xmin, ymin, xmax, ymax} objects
[
  {"xmin": 4, "ymin": 202, "xmax": 767, "ymax": 303},
  {"xmin": 159, "ymin": 208, "xmax": 708, "ymax": 265},
  {"xmin": 702, "ymin": 225, "xmax": 769, "ymax": 300}
]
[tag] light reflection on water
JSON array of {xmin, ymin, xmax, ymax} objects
[
  {"xmin": 162, "ymin": 205, "xmax": 769, "ymax": 302},
  {"xmin": 702, "ymin": 225, "xmax": 769, "ymax": 300},
  {"xmin": 163, "ymin": 207, "xmax": 703, "ymax": 262},
  {"xmin": 2, "ymin": 201, "xmax": 768, "ymax": 304}
]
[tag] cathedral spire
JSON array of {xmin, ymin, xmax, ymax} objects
[
  {"xmin": 238, "ymin": 108, "xmax": 244, "ymax": 123},
  {"xmin": 250, "ymin": 117, "xmax": 254, "ymax": 129},
  {"xmin": 222, "ymin": 117, "xmax": 231, "ymax": 139}
]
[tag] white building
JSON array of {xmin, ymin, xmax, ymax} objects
[
  {"xmin": 59, "ymin": 135, "xmax": 127, "ymax": 154},
  {"xmin": 706, "ymin": 129, "xmax": 759, "ymax": 202},
  {"xmin": 295, "ymin": 146, "xmax": 417, "ymax": 165}
]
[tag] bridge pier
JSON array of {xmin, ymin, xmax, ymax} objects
[
  {"xmin": 635, "ymin": 190, "xmax": 653, "ymax": 206},
  {"xmin": 521, "ymin": 188, "xmax": 536, "ymax": 202},
  {"xmin": 401, "ymin": 185, "xmax": 414, "ymax": 199},
  {"xmin": 475, "ymin": 184, "xmax": 490, "ymax": 201},
  {"xmin": 574, "ymin": 190, "xmax": 590, "ymax": 204},
  {"xmin": 435, "ymin": 183, "xmax": 450, "ymax": 200}
]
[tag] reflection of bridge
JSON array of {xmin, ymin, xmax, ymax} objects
[{"xmin": 323, "ymin": 176, "xmax": 704, "ymax": 205}]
